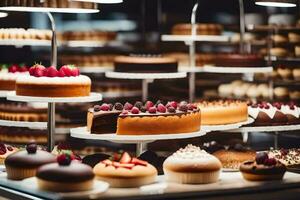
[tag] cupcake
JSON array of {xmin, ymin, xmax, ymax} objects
[
  {"xmin": 163, "ymin": 145, "xmax": 222, "ymax": 184},
  {"xmin": 0, "ymin": 143, "xmax": 18, "ymax": 164},
  {"xmin": 240, "ymin": 152, "xmax": 286, "ymax": 181},
  {"xmin": 36, "ymin": 153, "xmax": 95, "ymax": 192},
  {"xmin": 93, "ymin": 152, "xmax": 157, "ymax": 188},
  {"xmin": 5, "ymin": 142, "xmax": 56, "ymax": 180}
]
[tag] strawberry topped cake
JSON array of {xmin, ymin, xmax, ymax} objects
[
  {"xmin": 16, "ymin": 64, "xmax": 91, "ymax": 97},
  {"xmin": 0, "ymin": 64, "xmax": 29, "ymax": 91}
]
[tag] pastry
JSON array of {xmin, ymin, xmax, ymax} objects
[
  {"xmin": 114, "ymin": 55, "xmax": 178, "ymax": 73},
  {"xmin": 213, "ymin": 144, "xmax": 256, "ymax": 170},
  {"xmin": 214, "ymin": 54, "xmax": 266, "ymax": 67},
  {"xmin": 36, "ymin": 153, "xmax": 94, "ymax": 192},
  {"xmin": 270, "ymin": 48, "xmax": 288, "ymax": 57},
  {"xmin": 288, "ymin": 33, "xmax": 300, "ymax": 43},
  {"xmin": 295, "ymin": 46, "xmax": 300, "ymax": 57},
  {"xmin": 5, "ymin": 142, "xmax": 56, "ymax": 180},
  {"xmin": 277, "ymin": 67, "xmax": 292, "ymax": 79},
  {"xmin": 289, "ymin": 91, "xmax": 300, "ymax": 100},
  {"xmin": 240, "ymin": 152, "xmax": 286, "ymax": 181},
  {"xmin": 272, "ymin": 34, "xmax": 288, "ymax": 43},
  {"xmin": 16, "ymin": 64, "xmax": 91, "ymax": 97},
  {"xmin": 0, "ymin": 64, "xmax": 29, "ymax": 91},
  {"xmin": 196, "ymin": 100, "xmax": 248, "ymax": 125},
  {"xmin": 276, "ymin": 102, "xmax": 300, "ymax": 124},
  {"xmin": 93, "ymin": 152, "xmax": 157, "ymax": 188},
  {"xmin": 163, "ymin": 145, "xmax": 222, "ymax": 184},
  {"xmin": 293, "ymin": 68, "xmax": 300, "ymax": 80},
  {"xmin": 274, "ymin": 87, "xmax": 289, "ymax": 99},
  {"xmin": 0, "ymin": 127, "xmax": 47, "ymax": 144},
  {"xmin": 171, "ymin": 23, "xmax": 223, "ymax": 35},
  {"xmin": 268, "ymin": 149, "xmax": 300, "ymax": 168},
  {"xmin": 87, "ymin": 101, "xmax": 201, "ymax": 135},
  {"xmin": 0, "ymin": 143, "xmax": 18, "ymax": 164}
]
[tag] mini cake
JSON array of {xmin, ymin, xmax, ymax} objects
[
  {"xmin": 196, "ymin": 100, "xmax": 248, "ymax": 125},
  {"xmin": 293, "ymin": 68, "xmax": 300, "ymax": 80},
  {"xmin": 270, "ymin": 48, "xmax": 288, "ymax": 57},
  {"xmin": 214, "ymin": 54, "xmax": 266, "ymax": 67},
  {"xmin": 274, "ymin": 87, "xmax": 289, "ymax": 99},
  {"xmin": 0, "ymin": 143, "xmax": 18, "ymax": 164},
  {"xmin": 268, "ymin": 149, "xmax": 300, "ymax": 168},
  {"xmin": 0, "ymin": 127, "xmax": 47, "ymax": 144},
  {"xmin": 240, "ymin": 152, "xmax": 286, "ymax": 181},
  {"xmin": 5, "ymin": 142, "xmax": 56, "ymax": 180},
  {"xmin": 277, "ymin": 67, "xmax": 293, "ymax": 80},
  {"xmin": 171, "ymin": 23, "xmax": 223, "ymax": 35},
  {"xmin": 16, "ymin": 64, "xmax": 91, "ymax": 97},
  {"xmin": 213, "ymin": 144, "xmax": 256, "ymax": 170},
  {"xmin": 114, "ymin": 55, "xmax": 178, "ymax": 73},
  {"xmin": 163, "ymin": 145, "xmax": 222, "ymax": 184},
  {"xmin": 93, "ymin": 152, "xmax": 157, "ymax": 188},
  {"xmin": 36, "ymin": 153, "xmax": 94, "ymax": 192},
  {"xmin": 87, "ymin": 101, "xmax": 201, "ymax": 135},
  {"xmin": 0, "ymin": 64, "xmax": 29, "ymax": 91}
]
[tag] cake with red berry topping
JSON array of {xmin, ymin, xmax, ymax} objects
[
  {"xmin": 196, "ymin": 100, "xmax": 248, "ymax": 125},
  {"xmin": 0, "ymin": 64, "xmax": 29, "ymax": 91},
  {"xmin": 36, "ymin": 153, "xmax": 94, "ymax": 192},
  {"xmin": 15, "ymin": 64, "xmax": 91, "ymax": 97},
  {"xmin": 114, "ymin": 55, "xmax": 178, "ymax": 73},
  {"xmin": 0, "ymin": 143, "xmax": 18, "ymax": 164},
  {"xmin": 87, "ymin": 101, "xmax": 201, "ymax": 135},
  {"xmin": 93, "ymin": 152, "xmax": 157, "ymax": 188},
  {"xmin": 240, "ymin": 152, "xmax": 286, "ymax": 181},
  {"xmin": 248, "ymin": 102, "xmax": 300, "ymax": 126}
]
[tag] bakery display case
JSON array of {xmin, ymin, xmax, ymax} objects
[{"xmin": 0, "ymin": 0, "xmax": 299, "ymax": 199}]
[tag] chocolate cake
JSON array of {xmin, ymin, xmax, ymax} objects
[
  {"xmin": 114, "ymin": 55, "xmax": 178, "ymax": 73},
  {"xmin": 214, "ymin": 54, "xmax": 266, "ymax": 67}
]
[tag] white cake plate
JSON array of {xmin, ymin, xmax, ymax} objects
[
  {"xmin": 0, "ymin": 39, "xmax": 51, "ymax": 47},
  {"xmin": 202, "ymin": 66, "xmax": 273, "ymax": 74},
  {"xmin": 0, "ymin": 90, "xmax": 12, "ymax": 98},
  {"xmin": 178, "ymin": 66, "xmax": 204, "ymax": 73},
  {"xmin": 62, "ymin": 40, "xmax": 107, "ymax": 48},
  {"xmin": 228, "ymin": 124, "xmax": 300, "ymax": 133},
  {"xmin": 202, "ymin": 117, "xmax": 254, "ymax": 132},
  {"xmin": 70, "ymin": 127, "xmax": 207, "ymax": 144},
  {"xmin": 102, "ymin": 90, "xmax": 142, "ymax": 98},
  {"xmin": 105, "ymin": 72, "xmax": 187, "ymax": 80},
  {"xmin": 0, "ymin": 119, "xmax": 47, "ymax": 129},
  {"xmin": 161, "ymin": 35, "xmax": 230, "ymax": 43},
  {"xmin": 78, "ymin": 66, "xmax": 113, "ymax": 73},
  {"xmin": 22, "ymin": 177, "xmax": 109, "ymax": 199},
  {"xmin": 6, "ymin": 92, "xmax": 102, "ymax": 103}
]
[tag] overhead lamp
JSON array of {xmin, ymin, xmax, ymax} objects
[
  {"xmin": 0, "ymin": 7, "xmax": 99, "ymax": 13},
  {"xmin": 70, "ymin": 0, "xmax": 123, "ymax": 4},
  {"xmin": 255, "ymin": 0, "xmax": 297, "ymax": 7},
  {"xmin": 0, "ymin": 12, "xmax": 8, "ymax": 18}
]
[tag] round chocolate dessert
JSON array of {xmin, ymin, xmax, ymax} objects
[
  {"xmin": 214, "ymin": 54, "xmax": 266, "ymax": 67},
  {"xmin": 37, "ymin": 153, "xmax": 95, "ymax": 192},
  {"xmin": 5, "ymin": 143, "xmax": 56, "ymax": 180}
]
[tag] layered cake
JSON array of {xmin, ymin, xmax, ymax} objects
[
  {"xmin": 0, "ymin": 64, "xmax": 29, "ymax": 91},
  {"xmin": 214, "ymin": 54, "xmax": 266, "ymax": 67},
  {"xmin": 171, "ymin": 23, "xmax": 223, "ymax": 35},
  {"xmin": 196, "ymin": 100, "xmax": 248, "ymax": 125},
  {"xmin": 163, "ymin": 145, "xmax": 222, "ymax": 184},
  {"xmin": 114, "ymin": 55, "xmax": 178, "ymax": 73},
  {"xmin": 248, "ymin": 102, "xmax": 300, "ymax": 126},
  {"xmin": 16, "ymin": 64, "xmax": 91, "ymax": 97},
  {"xmin": 240, "ymin": 152, "xmax": 286, "ymax": 181},
  {"xmin": 0, "ymin": 28, "xmax": 52, "ymax": 40},
  {"xmin": 268, "ymin": 149, "xmax": 300, "ymax": 168},
  {"xmin": 87, "ymin": 101, "xmax": 201, "ymax": 135},
  {"xmin": 93, "ymin": 152, "xmax": 157, "ymax": 187}
]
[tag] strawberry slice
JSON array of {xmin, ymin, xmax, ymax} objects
[
  {"xmin": 60, "ymin": 65, "xmax": 73, "ymax": 77},
  {"xmin": 102, "ymin": 159, "xmax": 113, "ymax": 166},
  {"xmin": 120, "ymin": 152, "xmax": 131, "ymax": 163},
  {"xmin": 112, "ymin": 161, "xmax": 121, "ymax": 168},
  {"xmin": 131, "ymin": 158, "xmax": 148, "ymax": 166},
  {"xmin": 119, "ymin": 163, "xmax": 135, "ymax": 169},
  {"xmin": 113, "ymin": 153, "xmax": 121, "ymax": 161}
]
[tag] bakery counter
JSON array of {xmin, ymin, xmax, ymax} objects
[{"xmin": 0, "ymin": 172, "xmax": 300, "ymax": 200}]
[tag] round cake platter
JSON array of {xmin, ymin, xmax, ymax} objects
[
  {"xmin": 102, "ymin": 90, "xmax": 142, "ymax": 98},
  {"xmin": 0, "ymin": 119, "xmax": 47, "ymax": 129},
  {"xmin": 105, "ymin": 72, "xmax": 187, "ymax": 80},
  {"xmin": 6, "ymin": 92, "xmax": 102, "ymax": 103},
  {"xmin": 70, "ymin": 127, "xmax": 207, "ymax": 144},
  {"xmin": 0, "ymin": 39, "xmax": 51, "ymax": 47},
  {"xmin": 202, "ymin": 65, "xmax": 273, "ymax": 74},
  {"xmin": 228, "ymin": 124, "xmax": 300, "ymax": 133},
  {"xmin": 178, "ymin": 66, "xmax": 204, "ymax": 73},
  {"xmin": 161, "ymin": 35, "xmax": 230, "ymax": 43},
  {"xmin": 202, "ymin": 117, "xmax": 254, "ymax": 132},
  {"xmin": 78, "ymin": 66, "xmax": 113, "ymax": 73},
  {"xmin": 0, "ymin": 90, "xmax": 12, "ymax": 98}
]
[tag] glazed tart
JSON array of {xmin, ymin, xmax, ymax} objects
[
  {"xmin": 87, "ymin": 101, "xmax": 201, "ymax": 135},
  {"xmin": 16, "ymin": 64, "xmax": 91, "ymax": 97},
  {"xmin": 0, "ymin": 64, "xmax": 29, "ymax": 91},
  {"xmin": 196, "ymin": 100, "xmax": 248, "ymax": 125}
]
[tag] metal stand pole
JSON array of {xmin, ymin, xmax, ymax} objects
[
  {"xmin": 136, "ymin": 142, "xmax": 147, "ymax": 156},
  {"xmin": 142, "ymin": 79, "xmax": 150, "ymax": 102},
  {"xmin": 188, "ymin": 2, "xmax": 198, "ymax": 102},
  {"xmin": 242, "ymin": 132, "xmax": 249, "ymax": 143},
  {"xmin": 274, "ymin": 132, "xmax": 279, "ymax": 150},
  {"xmin": 239, "ymin": 0, "xmax": 245, "ymax": 54},
  {"xmin": 47, "ymin": 12, "xmax": 57, "ymax": 67},
  {"xmin": 47, "ymin": 103, "xmax": 55, "ymax": 151}
]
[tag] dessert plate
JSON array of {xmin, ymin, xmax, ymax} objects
[
  {"xmin": 161, "ymin": 35, "xmax": 230, "ymax": 42},
  {"xmin": 0, "ymin": 119, "xmax": 47, "ymax": 129},
  {"xmin": 70, "ymin": 127, "xmax": 207, "ymax": 144},
  {"xmin": 22, "ymin": 178, "xmax": 109, "ymax": 199},
  {"xmin": 7, "ymin": 92, "xmax": 102, "ymax": 103},
  {"xmin": 105, "ymin": 72, "xmax": 187, "ymax": 80},
  {"xmin": 202, "ymin": 65, "xmax": 273, "ymax": 74},
  {"xmin": 228, "ymin": 124, "xmax": 300, "ymax": 133},
  {"xmin": 202, "ymin": 117, "xmax": 254, "ymax": 132},
  {"xmin": 0, "ymin": 90, "xmax": 12, "ymax": 98}
]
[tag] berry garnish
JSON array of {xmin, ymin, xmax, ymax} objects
[
  {"xmin": 57, "ymin": 153, "xmax": 72, "ymax": 166},
  {"xmin": 93, "ymin": 105, "xmax": 101, "ymax": 112},
  {"xmin": 0, "ymin": 143, "xmax": 6, "ymax": 155},
  {"xmin": 124, "ymin": 102, "xmax": 133, "ymax": 110},
  {"xmin": 255, "ymin": 152, "xmax": 268, "ymax": 165},
  {"xmin": 7, "ymin": 146, "xmax": 13, "ymax": 151},
  {"xmin": 46, "ymin": 66, "xmax": 59, "ymax": 77},
  {"xmin": 121, "ymin": 110, "xmax": 129, "ymax": 115},
  {"xmin": 102, "ymin": 159, "xmax": 113, "ymax": 166},
  {"xmin": 26, "ymin": 142, "xmax": 37, "ymax": 154},
  {"xmin": 179, "ymin": 104, "xmax": 188, "ymax": 112},
  {"xmin": 140, "ymin": 106, "xmax": 147, "ymax": 112},
  {"xmin": 33, "ymin": 65, "xmax": 47, "ymax": 77},
  {"xmin": 157, "ymin": 104, "xmax": 166, "ymax": 113},
  {"xmin": 100, "ymin": 103, "xmax": 110, "ymax": 111},
  {"xmin": 264, "ymin": 158, "xmax": 277, "ymax": 166},
  {"xmin": 149, "ymin": 107, "xmax": 157, "ymax": 114},
  {"xmin": 145, "ymin": 101, "xmax": 154, "ymax": 110},
  {"xmin": 131, "ymin": 107, "xmax": 140, "ymax": 114},
  {"xmin": 131, "ymin": 158, "xmax": 148, "ymax": 166},
  {"xmin": 70, "ymin": 153, "xmax": 82, "ymax": 162},
  {"xmin": 60, "ymin": 65, "xmax": 73, "ymax": 77},
  {"xmin": 134, "ymin": 101, "xmax": 143, "ymax": 109},
  {"xmin": 19, "ymin": 66, "xmax": 28, "ymax": 72},
  {"xmin": 259, "ymin": 104, "xmax": 264, "ymax": 109},
  {"xmin": 118, "ymin": 163, "xmax": 135, "ymax": 169},
  {"xmin": 8, "ymin": 65, "xmax": 18, "ymax": 73},
  {"xmin": 169, "ymin": 101, "xmax": 178, "ymax": 109},
  {"xmin": 108, "ymin": 103, "xmax": 113, "ymax": 111},
  {"xmin": 114, "ymin": 102, "xmax": 123, "ymax": 111},
  {"xmin": 264, "ymin": 105, "xmax": 270, "ymax": 109},
  {"xmin": 187, "ymin": 104, "xmax": 194, "ymax": 111},
  {"xmin": 120, "ymin": 152, "xmax": 132, "ymax": 163},
  {"xmin": 167, "ymin": 106, "xmax": 176, "ymax": 113}
]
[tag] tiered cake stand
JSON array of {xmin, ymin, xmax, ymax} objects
[
  {"xmin": 6, "ymin": 92, "xmax": 102, "ymax": 151},
  {"xmin": 105, "ymin": 72, "xmax": 187, "ymax": 101}
]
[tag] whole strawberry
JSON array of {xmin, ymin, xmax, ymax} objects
[{"xmin": 46, "ymin": 66, "xmax": 59, "ymax": 77}]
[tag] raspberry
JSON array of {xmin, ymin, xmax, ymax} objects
[
  {"xmin": 157, "ymin": 104, "xmax": 166, "ymax": 113},
  {"xmin": 124, "ymin": 102, "xmax": 133, "ymax": 110},
  {"xmin": 187, "ymin": 104, "xmax": 194, "ymax": 111},
  {"xmin": 148, "ymin": 107, "xmax": 157, "ymax": 114},
  {"xmin": 167, "ymin": 106, "xmax": 176, "ymax": 113},
  {"xmin": 26, "ymin": 143, "xmax": 37, "ymax": 154},
  {"xmin": 179, "ymin": 104, "xmax": 188, "ymax": 112},
  {"xmin": 256, "ymin": 152, "xmax": 268, "ymax": 164},
  {"xmin": 57, "ymin": 154, "xmax": 72, "ymax": 166},
  {"xmin": 131, "ymin": 107, "xmax": 140, "ymax": 114},
  {"xmin": 100, "ymin": 103, "xmax": 110, "ymax": 111},
  {"xmin": 145, "ymin": 101, "xmax": 154, "ymax": 110}
]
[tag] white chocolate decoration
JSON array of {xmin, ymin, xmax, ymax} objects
[
  {"xmin": 16, "ymin": 75, "xmax": 91, "ymax": 85},
  {"xmin": 248, "ymin": 103, "xmax": 277, "ymax": 119},
  {"xmin": 280, "ymin": 105, "xmax": 300, "ymax": 118}
]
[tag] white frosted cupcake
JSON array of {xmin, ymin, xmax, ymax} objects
[{"xmin": 163, "ymin": 145, "xmax": 222, "ymax": 184}]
